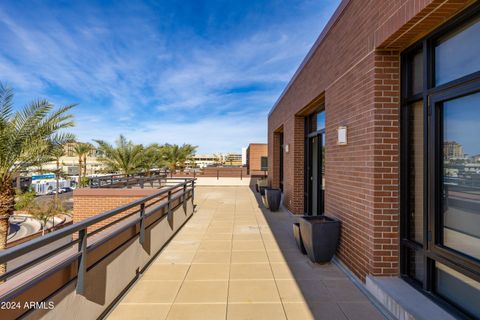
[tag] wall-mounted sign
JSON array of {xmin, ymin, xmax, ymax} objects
[{"xmin": 337, "ymin": 126, "xmax": 347, "ymax": 145}]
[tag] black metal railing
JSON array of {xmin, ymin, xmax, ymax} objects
[
  {"xmin": 88, "ymin": 171, "xmax": 168, "ymax": 188},
  {"xmin": 0, "ymin": 177, "xmax": 196, "ymax": 301}
]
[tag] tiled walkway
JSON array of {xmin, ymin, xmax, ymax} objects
[{"xmin": 108, "ymin": 186, "xmax": 384, "ymax": 320}]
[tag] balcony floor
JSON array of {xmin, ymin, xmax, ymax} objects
[{"xmin": 107, "ymin": 186, "xmax": 384, "ymax": 320}]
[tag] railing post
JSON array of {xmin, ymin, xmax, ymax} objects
[
  {"xmin": 183, "ymin": 183, "xmax": 187, "ymax": 212},
  {"xmin": 140, "ymin": 177, "xmax": 144, "ymax": 189},
  {"xmin": 167, "ymin": 190, "xmax": 172, "ymax": 217},
  {"xmin": 217, "ymin": 169, "xmax": 219, "ymax": 180},
  {"xmin": 139, "ymin": 202, "xmax": 145, "ymax": 244},
  {"xmin": 191, "ymin": 180, "xmax": 195, "ymax": 205},
  {"xmin": 76, "ymin": 228, "xmax": 87, "ymax": 295},
  {"xmin": 240, "ymin": 169, "xmax": 243, "ymax": 180}
]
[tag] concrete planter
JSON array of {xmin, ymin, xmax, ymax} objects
[
  {"xmin": 257, "ymin": 179, "xmax": 268, "ymax": 195},
  {"xmin": 300, "ymin": 215, "xmax": 340, "ymax": 263},
  {"xmin": 265, "ymin": 188, "xmax": 281, "ymax": 212},
  {"xmin": 293, "ymin": 222, "xmax": 306, "ymax": 254},
  {"xmin": 262, "ymin": 193, "xmax": 269, "ymax": 208}
]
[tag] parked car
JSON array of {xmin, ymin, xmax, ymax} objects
[{"xmin": 60, "ymin": 187, "xmax": 73, "ymax": 193}]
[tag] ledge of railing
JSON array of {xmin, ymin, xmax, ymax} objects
[{"xmin": 0, "ymin": 177, "xmax": 196, "ymax": 313}]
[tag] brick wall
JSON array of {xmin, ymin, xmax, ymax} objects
[
  {"xmin": 268, "ymin": 0, "xmax": 473, "ymax": 280},
  {"xmin": 246, "ymin": 143, "xmax": 268, "ymax": 176},
  {"xmin": 73, "ymin": 188, "xmax": 161, "ymax": 235}
]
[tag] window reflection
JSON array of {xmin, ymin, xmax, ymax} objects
[
  {"xmin": 435, "ymin": 16, "xmax": 480, "ymax": 85},
  {"xmin": 436, "ymin": 263, "xmax": 480, "ymax": 319},
  {"xmin": 409, "ymin": 101, "xmax": 424, "ymax": 243},
  {"xmin": 443, "ymin": 92, "xmax": 480, "ymax": 260}
]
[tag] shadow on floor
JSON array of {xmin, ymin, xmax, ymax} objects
[{"xmin": 249, "ymin": 185, "xmax": 385, "ymax": 320}]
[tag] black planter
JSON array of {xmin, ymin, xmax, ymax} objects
[
  {"xmin": 293, "ymin": 222, "xmax": 306, "ymax": 254},
  {"xmin": 300, "ymin": 215, "xmax": 340, "ymax": 263},
  {"xmin": 259, "ymin": 186, "xmax": 267, "ymax": 196},
  {"xmin": 265, "ymin": 188, "xmax": 281, "ymax": 212}
]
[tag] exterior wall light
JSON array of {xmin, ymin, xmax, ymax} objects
[
  {"xmin": 284, "ymin": 144, "xmax": 289, "ymax": 153},
  {"xmin": 337, "ymin": 126, "xmax": 347, "ymax": 145}
]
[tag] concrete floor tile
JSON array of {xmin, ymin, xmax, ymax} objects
[
  {"xmin": 232, "ymin": 233, "xmax": 263, "ymax": 241},
  {"xmin": 231, "ymin": 251, "xmax": 269, "ymax": 263},
  {"xmin": 154, "ymin": 251, "xmax": 197, "ymax": 264},
  {"xmin": 108, "ymin": 304, "xmax": 171, "ymax": 320},
  {"xmin": 166, "ymin": 303, "xmax": 226, "ymax": 320},
  {"xmin": 337, "ymin": 302, "xmax": 384, "ymax": 320},
  {"xmin": 230, "ymin": 263, "xmax": 273, "ymax": 280},
  {"xmin": 185, "ymin": 263, "xmax": 230, "ymax": 280},
  {"xmin": 323, "ymin": 279, "xmax": 368, "ymax": 302},
  {"xmin": 142, "ymin": 264, "xmax": 190, "ymax": 281},
  {"xmin": 232, "ymin": 240, "xmax": 265, "ymax": 251},
  {"xmin": 228, "ymin": 280, "xmax": 281, "ymax": 303},
  {"xmin": 276, "ymin": 279, "xmax": 330, "ymax": 302},
  {"xmin": 193, "ymin": 251, "xmax": 231, "ymax": 263},
  {"xmin": 227, "ymin": 303, "xmax": 286, "ymax": 320},
  {"xmin": 203, "ymin": 233, "xmax": 233, "ymax": 240},
  {"xmin": 198, "ymin": 240, "xmax": 232, "ymax": 251},
  {"xmin": 175, "ymin": 280, "xmax": 228, "ymax": 303},
  {"xmin": 123, "ymin": 281, "xmax": 182, "ymax": 303},
  {"xmin": 283, "ymin": 302, "xmax": 348, "ymax": 320}
]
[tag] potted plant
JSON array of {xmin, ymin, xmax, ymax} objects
[
  {"xmin": 299, "ymin": 215, "xmax": 340, "ymax": 263},
  {"xmin": 293, "ymin": 222, "xmax": 306, "ymax": 254},
  {"xmin": 257, "ymin": 179, "xmax": 268, "ymax": 195},
  {"xmin": 265, "ymin": 188, "xmax": 281, "ymax": 211}
]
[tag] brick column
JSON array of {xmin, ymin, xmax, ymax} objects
[
  {"xmin": 368, "ymin": 50, "xmax": 401, "ymax": 276},
  {"xmin": 271, "ymin": 132, "xmax": 281, "ymax": 188}
]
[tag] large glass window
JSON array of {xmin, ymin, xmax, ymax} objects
[
  {"xmin": 436, "ymin": 263, "xmax": 480, "ymax": 319},
  {"xmin": 442, "ymin": 92, "xmax": 480, "ymax": 260},
  {"xmin": 408, "ymin": 101, "xmax": 424, "ymax": 243},
  {"xmin": 401, "ymin": 8, "xmax": 480, "ymax": 318},
  {"xmin": 435, "ymin": 15, "xmax": 480, "ymax": 85}
]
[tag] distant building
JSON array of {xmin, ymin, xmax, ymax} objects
[
  {"xmin": 241, "ymin": 147, "xmax": 247, "ymax": 166},
  {"xmin": 42, "ymin": 142, "xmax": 107, "ymax": 175},
  {"xmin": 224, "ymin": 153, "xmax": 242, "ymax": 166},
  {"xmin": 246, "ymin": 143, "xmax": 268, "ymax": 176},
  {"xmin": 189, "ymin": 154, "xmax": 222, "ymax": 168},
  {"xmin": 444, "ymin": 141, "xmax": 464, "ymax": 159}
]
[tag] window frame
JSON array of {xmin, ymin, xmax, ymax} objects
[{"xmin": 400, "ymin": 4, "xmax": 480, "ymax": 319}]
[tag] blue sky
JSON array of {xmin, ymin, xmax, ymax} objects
[{"xmin": 0, "ymin": 0, "xmax": 340, "ymax": 153}]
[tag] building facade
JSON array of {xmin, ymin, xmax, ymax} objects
[
  {"xmin": 246, "ymin": 143, "xmax": 268, "ymax": 177},
  {"xmin": 268, "ymin": 1, "xmax": 479, "ymax": 318}
]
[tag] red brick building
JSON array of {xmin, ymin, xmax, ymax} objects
[
  {"xmin": 268, "ymin": 0, "xmax": 480, "ymax": 318},
  {"xmin": 246, "ymin": 143, "xmax": 268, "ymax": 177}
]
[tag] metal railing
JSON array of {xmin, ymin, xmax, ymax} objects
[
  {"xmin": 88, "ymin": 171, "xmax": 168, "ymax": 188},
  {"xmin": 0, "ymin": 177, "xmax": 196, "ymax": 302}
]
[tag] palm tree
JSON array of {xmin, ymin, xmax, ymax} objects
[
  {"xmin": 73, "ymin": 143, "xmax": 92, "ymax": 187},
  {"xmin": 50, "ymin": 145, "xmax": 65, "ymax": 203},
  {"xmin": 140, "ymin": 144, "xmax": 164, "ymax": 176},
  {"xmin": 0, "ymin": 83, "xmax": 75, "ymax": 272},
  {"xmin": 95, "ymin": 135, "xmax": 144, "ymax": 175},
  {"xmin": 162, "ymin": 144, "xmax": 197, "ymax": 173}
]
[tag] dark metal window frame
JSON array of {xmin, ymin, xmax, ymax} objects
[
  {"xmin": 304, "ymin": 108, "xmax": 325, "ymax": 216},
  {"xmin": 400, "ymin": 4, "xmax": 480, "ymax": 318}
]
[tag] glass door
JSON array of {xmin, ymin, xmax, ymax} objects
[{"xmin": 305, "ymin": 109, "xmax": 325, "ymax": 216}]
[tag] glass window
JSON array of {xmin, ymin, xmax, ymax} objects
[
  {"xmin": 407, "ymin": 248, "xmax": 425, "ymax": 283},
  {"xmin": 436, "ymin": 263, "xmax": 480, "ymax": 319},
  {"xmin": 409, "ymin": 101, "xmax": 424, "ymax": 243},
  {"xmin": 435, "ymin": 16, "xmax": 480, "ymax": 85},
  {"xmin": 411, "ymin": 50, "xmax": 423, "ymax": 94},
  {"xmin": 260, "ymin": 156, "xmax": 268, "ymax": 171},
  {"xmin": 316, "ymin": 111, "xmax": 325, "ymax": 131},
  {"xmin": 442, "ymin": 92, "xmax": 480, "ymax": 260}
]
